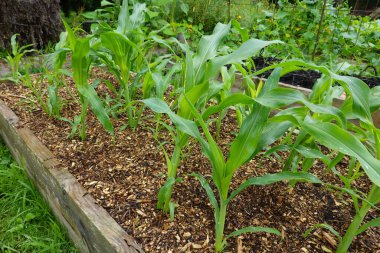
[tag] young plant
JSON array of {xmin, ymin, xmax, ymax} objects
[
  {"xmin": 301, "ymin": 88, "xmax": 380, "ymax": 252},
  {"xmin": 145, "ymin": 22, "xmax": 282, "ymax": 215},
  {"xmin": 254, "ymin": 60, "xmax": 380, "ymax": 252},
  {"xmin": 143, "ymin": 68, "xmax": 322, "ymax": 251},
  {"xmin": 94, "ymin": 0, "xmax": 149, "ymax": 129},
  {"xmin": 5, "ymin": 34, "xmax": 36, "ymax": 83},
  {"xmin": 62, "ymin": 20, "xmax": 114, "ymax": 140}
]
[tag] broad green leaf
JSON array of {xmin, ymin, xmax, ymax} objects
[
  {"xmin": 77, "ymin": 84, "xmax": 114, "ymax": 135},
  {"xmin": 331, "ymin": 74, "xmax": 372, "ymax": 123},
  {"xmin": 61, "ymin": 19, "xmax": 76, "ymax": 50},
  {"xmin": 225, "ymin": 68, "xmax": 282, "ymax": 176},
  {"xmin": 202, "ymin": 93, "xmax": 255, "ymax": 120},
  {"xmin": 117, "ymin": 0, "xmax": 131, "ymax": 34},
  {"xmin": 252, "ymin": 59, "xmax": 372, "ymax": 124},
  {"xmin": 142, "ymin": 98, "xmax": 203, "ymax": 141},
  {"xmin": 225, "ymin": 226, "xmax": 281, "ymax": 240},
  {"xmin": 255, "ymin": 88, "xmax": 346, "ymax": 127},
  {"xmin": 205, "ymin": 39, "xmax": 282, "ymax": 82},
  {"xmin": 370, "ymin": 86, "xmax": 380, "ymax": 112},
  {"xmin": 295, "ymin": 145, "xmax": 331, "ymax": 164},
  {"xmin": 179, "ymin": 82, "xmax": 209, "ymax": 119},
  {"xmin": 255, "ymin": 121, "xmax": 292, "ymax": 155},
  {"xmin": 227, "ymin": 172, "xmax": 322, "ymax": 203},
  {"xmin": 193, "ymin": 23, "xmax": 231, "ymax": 83},
  {"xmin": 72, "ymin": 37, "xmax": 91, "ymax": 88},
  {"xmin": 184, "ymin": 96, "xmax": 225, "ymax": 188},
  {"xmin": 129, "ymin": 3, "xmax": 147, "ymax": 30},
  {"xmin": 301, "ymin": 121, "xmax": 380, "ymax": 187}
]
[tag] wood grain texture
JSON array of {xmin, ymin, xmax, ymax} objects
[{"xmin": 0, "ymin": 100, "xmax": 144, "ymax": 253}]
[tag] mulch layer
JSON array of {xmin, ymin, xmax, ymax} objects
[{"xmin": 0, "ymin": 70, "xmax": 379, "ymax": 253}]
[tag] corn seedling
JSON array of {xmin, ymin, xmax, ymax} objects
[
  {"xmin": 143, "ymin": 68, "xmax": 323, "ymax": 251},
  {"xmin": 62, "ymin": 19, "xmax": 114, "ymax": 140},
  {"xmin": 94, "ymin": 0, "xmax": 150, "ymax": 129},
  {"xmin": 252, "ymin": 60, "xmax": 380, "ymax": 252},
  {"xmin": 5, "ymin": 34, "xmax": 36, "ymax": 83},
  {"xmin": 144, "ymin": 22, "xmax": 282, "ymax": 215}
]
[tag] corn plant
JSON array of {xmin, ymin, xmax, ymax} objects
[
  {"xmin": 143, "ymin": 68, "xmax": 323, "ymax": 251},
  {"xmin": 252, "ymin": 60, "xmax": 380, "ymax": 252},
  {"xmin": 93, "ymin": 0, "xmax": 150, "ymax": 129},
  {"xmin": 5, "ymin": 34, "xmax": 36, "ymax": 83},
  {"xmin": 301, "ymin": 89, "xmax": 380, "ymax": 252},
  {"xmin": 143, "ymin": 22, "xmax": 282, "ymax": 215},
  {"xmin": 62, "ymin": 20, "xmax": 113, "ymax": 140}
]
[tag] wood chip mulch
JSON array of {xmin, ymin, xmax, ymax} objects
[{"xmin": 0, "ymin": 70, "xmax": 379, "ymax": 253}]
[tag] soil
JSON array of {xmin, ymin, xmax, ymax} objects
[
  {"xmin": 252, "ymin": 57, "xmax": 380, "ymax": 89},
  {"xmin": 0, "ymin": 71, "xmax": 380, "ymax": 253}
]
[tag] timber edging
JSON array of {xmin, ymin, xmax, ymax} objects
[{"xmin": 0, "ymin": 99, "xmax": 144, "ymax": 253}]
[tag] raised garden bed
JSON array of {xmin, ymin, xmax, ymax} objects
[{"xmin": 0, "ymin": 73, "xmax": 379, "ymax": 252}]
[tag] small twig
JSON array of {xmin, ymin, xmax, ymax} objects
[{"xmin": 0, "ymin": 93, "xmax": 27, "ymax": 99}]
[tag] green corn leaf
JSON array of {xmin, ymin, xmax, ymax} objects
[
  {"xmin": 184, "ymin": 49, "xmax": 195, "ymax": 90},
  {"xmin": 227, "ymin": 172, "xmax": 322, "ymax": 203},
  {"xmin": 295, "ymin": 145, "xmax": 331, "ymax": 165},
  {"xmin": 331, "ymin": 74, "xmax": 372, "ymax": 123},
  {"xmin": 129, "ymin": 2, "xmax": 147, "ymax": 30},
  {"xmin": 193, "ymin": 23, "xmax": 231, "ymax": 83},
  {"xmin": 61, "ymin": 19, "xmax": 76, "ymax": 50},
  {"xmin": 225, "ymin": 226, "xmax": 281, "ymax": 240},
  {"xmin": 191, "ymin": 173, "xmax": 220, "ymax": 220},
  {"xmin": 205, "ymin": 39, "xmax": 282, "ymax": 82},
  {"xmin": 100, "ymin": 31, "xmax": 141, "ymax": 73},
  {"xmin": 117, "ymin": 0, "xmax": 131, "ymax": 34},
  {"xmin": 169, "ymin": 202, "xmax": 177, "ymax": 221},
  {"xmin": 225, "ymin": 68, "xmax": 282, "ymax": 176},
  {"xmin": 202, "ymin": 93, "xmax": 255, "ymax": 120},
  {"xmin": 304, "ymin": 223, "xmax": 341, "ymax": 239},
  {"xmin": 157, "ymin": 177, "xmax": 182, "ymax": 210},
  {"xmin": 253, "ymin": 59, "xmax": 372, "ymax": 124},
  {"xmin": 252, "ymin": 59, "xmax": 331, "ymax": 77},
  {"xmin": 183, "ymin": 96, "xmax": 225, "ymax": 189},
  {"xmin": 142, "ymin": 98, "xmax": 203, "ymax": 141},
  {"xmin": 255, "ymin": 88, "xmax": 346, "ymax": 127},
  {"xmin": 301, "ymin": 121, "xmax": 380, "ymax": 187},
  {"xmin": 370, "ymin": 86, "xmax": 380, "ymax": 112},
  {"xmin": 356, "ymin": 218, "xmax": 380, "ymax": 235},
  {"xmin": 72, "ymin": 37, "xmax": 113, "ymax": 135},
  {"xmin": 178, "ymin": 82, "xmax": 209, "ymax": 119},
  {"xmin": 255, "ymin": 121, "xmax": 292, "ymax": 155},
  {"xmin": 77, "ymin": 84, "xmax": 114, "ymax": 135}
]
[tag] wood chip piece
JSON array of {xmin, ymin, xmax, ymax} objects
[{"xmin": 322, "ymin": 232, "xmax": 337, "ymax": 247}]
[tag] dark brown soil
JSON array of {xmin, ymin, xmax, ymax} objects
[
  {"xmin": 0, "ymin": 71, "xmax": 379, "ymax": 253},
  {"xmin": 252, "ymin": 57, "xmax": 380, "ymax": 89}
]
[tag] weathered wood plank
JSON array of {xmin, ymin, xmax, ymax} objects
[
  {"xmin": 0, "ymin": 99, "xmax": 18, "ymax": 125},
  {"xmin": 0, "ymin": 100, "xmax": 144, "ymax": 253}
]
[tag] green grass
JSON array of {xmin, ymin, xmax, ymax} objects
[{"xmin": 0, "ymin": 138, "xmax": 77, "ymax": 253}]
